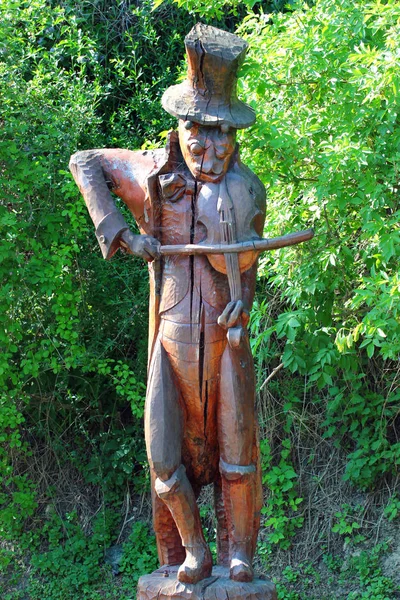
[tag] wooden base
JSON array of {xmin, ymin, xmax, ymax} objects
[{"xmin": 137, "ymin": 565, "xmax": 277, "ymax": 600}]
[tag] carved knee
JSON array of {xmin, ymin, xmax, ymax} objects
[
  {"xmin": 155, "ymin": 464, "xmax": 186, "ymax": 499},
  {"xmin": 151, "ymin": 460, "xmax": 180, "ymax": 483},
  {"xmin": 219, "ymin": 458, "xmax": 256, "ymax": 481}
]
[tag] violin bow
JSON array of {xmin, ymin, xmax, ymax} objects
[{"xmin": 159, "ymin": 228, "xmax": 314, "ymax": 256}]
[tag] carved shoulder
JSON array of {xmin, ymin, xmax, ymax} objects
[
  {"xmin": 69, "ymin": 147, "xmax": 165, "ymax": 223},
  {"xmin": 69, "ymin": 147, "xmax": 166, "ymax": 258}
]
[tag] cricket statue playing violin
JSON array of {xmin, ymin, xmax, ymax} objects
[{"xmin": 70, "ymin": 24, "xmax": 313, "ymax": 587}]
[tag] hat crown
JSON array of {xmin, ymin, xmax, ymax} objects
[
  {"xmin": 186, "ymin": 24, "xmax": 247, "ymax": 97},
  {"xmin": 162, "ymin": 24, "xmax": 255, "ymax": 130}
]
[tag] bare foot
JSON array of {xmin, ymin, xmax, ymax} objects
[{"xmin": 177, "ymin": 544, "xmax": 213, "ymax": 584}]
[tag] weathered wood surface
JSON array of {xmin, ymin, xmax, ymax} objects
[{"xmin": 137, "ymin": 566, "xmax": 277, "ymax": 600}]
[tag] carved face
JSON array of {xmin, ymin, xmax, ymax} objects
[{"xmin": 178, "ymin": 121, "xmax": 236, "ymax": 183}]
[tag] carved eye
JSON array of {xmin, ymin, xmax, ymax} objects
[{"xmin": 190, "ymin": 142, "xmax": 204, "ymax": 156}]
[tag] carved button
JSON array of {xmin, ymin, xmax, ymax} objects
[{"xmin": 99, "ymin": 235, "xmax": 106, "ymax": 244}]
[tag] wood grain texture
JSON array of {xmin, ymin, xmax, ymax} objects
[{"xmin": 137, "ymin": 566, "xmax": 277, "ymax": 600}]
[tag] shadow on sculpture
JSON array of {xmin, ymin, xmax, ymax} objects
[{"xmin": 70, "ymin": 22, "xmax": 313, "ymax": 599}]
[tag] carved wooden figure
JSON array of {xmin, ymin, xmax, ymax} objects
[{"xmin": 69, "ymin": 23, "xmax": 313, "ymax": 594}]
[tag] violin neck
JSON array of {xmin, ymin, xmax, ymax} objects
[
  {"xmin": 218, "ymin": 180, "xmax": 242, "ymax": 302},
  {"xmin": 225, "ymin": 252, "xmax": 242, "ymax": 302}
]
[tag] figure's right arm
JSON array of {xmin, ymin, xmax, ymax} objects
[{"xmin": 69, "ymin": 148, "xmax": 160, "ymax": 261}]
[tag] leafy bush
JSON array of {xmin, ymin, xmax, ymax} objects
[
  {"xmin": 237, "ymin": 0, "xmax": 400, "ymax": 541},
  {"xmin": 119, "ymin": 521, "xmax": 158, "ymax": 583}
]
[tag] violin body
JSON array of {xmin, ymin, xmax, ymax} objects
[{"xmin": 196, "ymin": 164, "xmax": 266, "ymax": 275}]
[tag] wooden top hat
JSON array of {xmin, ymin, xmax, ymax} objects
[{"xmin": 162, "ymin": 24, "xmax": 256, "ymax": 130}]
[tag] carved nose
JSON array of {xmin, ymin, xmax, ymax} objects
[
  {"xmin": 199, "ymin": 144, "xmax": 219, "ymax": 173},
  {"xmin": 200, "ymin": 154, "xmax": 214, "ymax": 174}
]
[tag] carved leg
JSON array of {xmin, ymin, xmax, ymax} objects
[
  {"xmin": 220, "ymin": 459, "xmax": 255, "ymax": 582},
  {"xmin": 214, "ymin": 476, "xmax": 229, "ymax": 567},
  {"xmin": 155, "ymin": 465, "xmax": 212, "ymax": 584},
  {"xmin": 145, "ymin": 339, "xmax": 212, "ymax": 584},
  {"xmin": 218, "ymin": 333, "xmax": 257, "ymax": 582},
  {"xmin": 150, "ymin": 468, "xmax": 185, "ymax": 567}
]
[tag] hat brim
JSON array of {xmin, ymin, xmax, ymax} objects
[{"xmin": 162, "ymin": 82, "xmax": 256, "ymax": 130}]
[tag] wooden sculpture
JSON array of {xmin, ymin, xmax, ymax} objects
[{"xmin": 69, "ymin": 23, "xmax": 313, "ymax": 594}]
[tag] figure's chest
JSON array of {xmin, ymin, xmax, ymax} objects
[
  {"xmin": 159, "ymin": 171, "xmax": 262, "ymax": 252},
  {"xmin": 159, "ymin": 172, "xmax": 205, "ymax": 245}
]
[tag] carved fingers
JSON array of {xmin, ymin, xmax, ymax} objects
[
  {"xmin": 140, "ymin": 236, "xmax": 161, "ymax": 261},
  {"xmin": 120, "ymin": 230, "xmax": 161, "ymax": 262},
  {"xmin": 217, "ymin": 300, "xmax": 250, "ymax": 330}
]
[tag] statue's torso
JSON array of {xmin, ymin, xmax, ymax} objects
[{"xmin": 158, "ymin": 163, "xmax": 264, "ymax": 322}]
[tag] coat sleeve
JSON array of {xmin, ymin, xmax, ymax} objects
[{"xmin": 69, "ymin": 147, "xmax": 164, "ymax": 259}]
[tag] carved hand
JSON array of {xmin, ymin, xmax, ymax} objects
[
  {"xmin": 120, "ymin": 230, "xmax": 161, "ymax": 262},
  {"xmin": 217, "ymin": 300, "xmax": 250, "ymax": 330}
]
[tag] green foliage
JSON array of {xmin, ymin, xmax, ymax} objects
[
  {"xmin": 276, "ymin": 561, "xmax": 322, "ymax": 600},
  {"xmin": 383, "ymin": 493, "xmax": 400, "ymax": 522},
  {"xmin": 0, "ymin": 0, "xmax": 191, "ymax": 595},
  {"xmin": 239, "ymin": 0, "xmax": 400, "ymax": 492},
  {"xmin": 25, "ymin": 515, "xmax": 157, "ymax": 599},
  {"xmin": 273, "ymin": 545, "xmax": 399, "ymax": 600},
  {"xmin": 342, "ymin": 544, "xmax": 398, "ymax": 600},
  {"xmin": 161, "ymin": 0, "xmax": 295, "ymax": 22},
  {"xmin": 119, "ymin": 521, "xmax": 158, "ymax": 583},
  {"xmin": 260, "ymin": 436, "xmax": 303, "ymax": 548},
  {"xmin": 29, "ymin": 511, "xmax": 115, "ymax": 599},
  {"xmin": 331, "ymin": 504, "xmax": 365, "ymax": 545}
]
